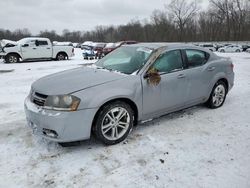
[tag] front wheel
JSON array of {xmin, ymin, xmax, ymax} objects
[
  {"xmin": 206, "ymin": 81, "xmax": 227, "ymax": 109},
  {"xmin": 5, "ymin": 54, "xmax": 19, "ymax": 63},
  {"xmin": 93, "ymin": 101, "xmax": 134, "ymax": 145}
]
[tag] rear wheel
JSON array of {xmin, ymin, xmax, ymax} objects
[
  {"xmin": 236, "ymin": 49, "xmax": 240, "ymax": 52},
  {"xmin": 93, "ymin": 101, "xmax": 134, "ymax": 145},
  {"xmin": 5, "ymin": 54, "xmax": 19, "ymax": 63},
  {"xmin": 56, "ymin": 53, "xmax": 66, "ymax": 61},
  {"xmin": 206, "ymin": 81, "xmax": 227, "ymax": 109}
]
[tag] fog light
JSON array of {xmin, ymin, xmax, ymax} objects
[{"xmin": 43, "ymin": 129, "xmax": 58, "ymax": 138}]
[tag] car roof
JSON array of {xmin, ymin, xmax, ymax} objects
[
  {"xmin": 22, "ymin": 37, "xmax": 49, "ymax": 40},
  {"xmin": 126, "ymin": 42, "xmax": 204, "ymax": 50}
]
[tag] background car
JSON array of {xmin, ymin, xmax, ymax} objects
[
  {"xmin": 102, "ymin": 43, "xmax": 116, "ymax": 56},
  {"xmin": 199, "ymin": 43, "xmax": 216, "ymax": 52},
  {"xmin": 102, "ymin": 41, "xmax": 138, "ymax": 56},
  {"xmin": 73, "ymin": 43, "xmax": 81, "ymax": 48},
  {"xmin": 218, "ymin": 45, "xmax": 243, "ymax": 53},
  {"xmin": 242, "ymin": 44, "xmax": 250, "ymax": 52},
  {"xmin": 0, "ymin": 37, "xmax": 74, "ymax": 63},
  {"xmin": 82, "ymin": 45, "xmax": 95, "ymax": 60},
  {"xmin": 81, "ymin": 41, "xmax": 94, "ymax": 50},
  {"xmin": 93, "ymin": 43, "xmax": 106, "ymax": 59}
]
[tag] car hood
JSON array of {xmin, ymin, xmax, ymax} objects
[
  {"xmin": 32, "ymin": 67, "xmax": 128, "ymax": 95},
  {"xmin": 0, "ymin": 39, "xmax": 17, "ymax": 47}
]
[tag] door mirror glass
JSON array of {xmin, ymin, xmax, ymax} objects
[
  {"xmin": 35, "ymin": 40, "xmax": 39, "ymax": 46},
  {"xmin": 22, "ymin": 44, "xmax": 29, "ymax": 47}
]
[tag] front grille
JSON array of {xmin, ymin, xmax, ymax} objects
[{"xmin": 32, "ymin": 92, "xmax": 48, "ymax": 107}]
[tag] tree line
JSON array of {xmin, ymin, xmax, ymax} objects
[{"xmin": 1, "ymin": 0, "xmax": 249, "ymax": 43}]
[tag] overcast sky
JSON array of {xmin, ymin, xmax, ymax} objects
[{"xmin": 0, "ymin": 0, "xmax": 209, "ymax": 34}]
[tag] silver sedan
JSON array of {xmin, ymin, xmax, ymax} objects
[{"xmin": 24, "ymin": 43, "xmax": 234, "ymax": 145}]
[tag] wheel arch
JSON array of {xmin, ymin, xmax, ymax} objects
[
  {"xmin": 6, "ymin": 52, "xmax": 22, "ymax": 59},
  {"xmin": 217, "ymin": 78, "xmax": 229, "ymax": 93},
  {"xmin": 91, "ymin": 98, "xmax": 139, "ymax": 131},
  {"xmin": 56, "ymin": 51, "xmax": 68, "ymax": 59}
]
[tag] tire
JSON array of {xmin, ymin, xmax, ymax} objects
[
  {"xmin": 236, "ymin": 49, "xmax": 240, "ymax": 52},
  {"xmin": 56, "ymin": 53, "xmax": 66, "ymax": 61},
  {"xmin": 206, "ymin": 81, "xmax": 227, "ymax": 109},
  {"xmin": 5, "ymin": 54, "xmax": 19, "ymax": 63},
  {"xmin": 220, "ymin": 49, "xmax": 225, "ymax": 53},
  {"xmin": 93, "ymin": 101, "xmax": 134, "ymax": 145}
]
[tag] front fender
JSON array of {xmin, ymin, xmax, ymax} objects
[{"xmin": 73, "ymin": 76, "xmax": 143, "ymax": 119}]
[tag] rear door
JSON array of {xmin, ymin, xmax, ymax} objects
[
  {"xmin": 142, "ymin": 50, "xmax": 189, "ymax": 118},
  {"xmin": 36, "ymin": 40, "xmax": 52, "ymax": 58},
  {"xmin": 182, "ymin": 49, "xmax": 214, "ymax": 104}
]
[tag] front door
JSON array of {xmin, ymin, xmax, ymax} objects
[
  {"xmin": 142, "ymin": 50, "xmax": 189, "ymax": 119},
  {"xmin": 21, "ymin": 39, "xmax": 38, "ymax": 59}
]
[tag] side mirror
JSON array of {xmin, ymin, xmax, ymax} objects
[
  {"xmin": 22, "ymin": 44, "xmax": 29, "ymax": 47},
  {"xmin": 35, "ymin": 40, "xmax": 39, "ymax": 46},
  {"xmin": 144, "ymin": 68, "xmax": 161, "ymax": 86}
]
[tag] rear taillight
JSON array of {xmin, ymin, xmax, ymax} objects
[{"xmin": 72, "ymin": 48, "xmax": 74, "ymax": 53}]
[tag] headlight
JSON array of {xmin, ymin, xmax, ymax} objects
[{"xmin": 44, "ymin": 95, "xmax": 80, "ymax": 111}]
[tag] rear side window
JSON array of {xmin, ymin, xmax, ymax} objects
[
  {"xmin": 153, "ymin": 50, "xmax": 183, "ymax": 73},
  {"xmin": 38, "ymin": 40, "xmax": 48, "ymax": 46},
  {"xmin": 185, "ymin": 49, "xmax": 209, "ymax": 68}
]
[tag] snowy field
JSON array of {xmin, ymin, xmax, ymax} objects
[{"xmin": 0, "ymin": 48, "xmax": 250, "ymax": 188}]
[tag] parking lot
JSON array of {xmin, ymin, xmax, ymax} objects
[{"xmin": 0, "ymin": 48, "xmax": 250, "ymax": 188}]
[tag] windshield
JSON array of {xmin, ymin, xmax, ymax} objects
[
  {"xmin": 17, "ymin": 38, "xmax": 28, "ymax": 44},
  {"xmin": 95, "ymin": 46, "xmax": 153, "ymax": 74}
]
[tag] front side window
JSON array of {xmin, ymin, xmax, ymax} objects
[
  {"xmin": 152, "ymin": 50, "xmax": 183, "ymax": 73},
  {"xmin": 185, "ymin": 49, "xmax": 209, "ymax": 68}
]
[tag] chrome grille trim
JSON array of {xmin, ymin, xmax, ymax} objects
[{"xmin": 31, "ymin": 92, "xmax": 48, "ymax": 107}]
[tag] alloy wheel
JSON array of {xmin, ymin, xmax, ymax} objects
[
  {"xmin": 212, "ymin": 84, "xmax": 226, "ymax": 107},
  {"xmin": 9, "ymin": 55, "xmax": 18, "ymax": 63},
  {"xmin": 101, "ymin": 107, "xmax": 130, "ymax": 141}
]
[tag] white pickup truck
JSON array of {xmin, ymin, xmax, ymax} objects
[{"xmin": 0, "ymin": 37, "xmax": 74, "ymax": 63}]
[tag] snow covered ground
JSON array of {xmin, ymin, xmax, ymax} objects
[{"xmin": 0, "ymin": 49, "xmax": 250, "ymax": 188}]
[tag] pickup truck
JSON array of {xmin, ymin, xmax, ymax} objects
[{"xmin": 0, "ymin": 37, "xmax": 74, "ymax": 63}]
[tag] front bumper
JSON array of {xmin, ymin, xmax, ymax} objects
[{"xmin": 24, "ymin": 97, "xmax": 97, "ymax": 143}]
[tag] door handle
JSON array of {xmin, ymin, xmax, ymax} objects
[
  {"xmin": 47, "ymin": 48, "xmax": 51, "ymax": 49},
  {"xmin": 177, "ymin": 74, "xmax": 186, "ymax": 79},
  {"xmin": 207, "ymin": 67, "xmax": 216, "ymax": 71},
  {"xmin": 33, "ymin": 48, "xmax": 37, "ymax": 50}
]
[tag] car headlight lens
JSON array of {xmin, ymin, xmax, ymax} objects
[{"xmin": 44, "ymin": 95, "xmax": 80, "ymax": 111}]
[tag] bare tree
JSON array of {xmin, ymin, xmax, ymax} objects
[
  {"xmin": 1, "ymin": 0, "xmax": 249, "ymax": 43},
  {"xmin": 167, "ymin": 0, "xmax": 199, "ymax": 41}
]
